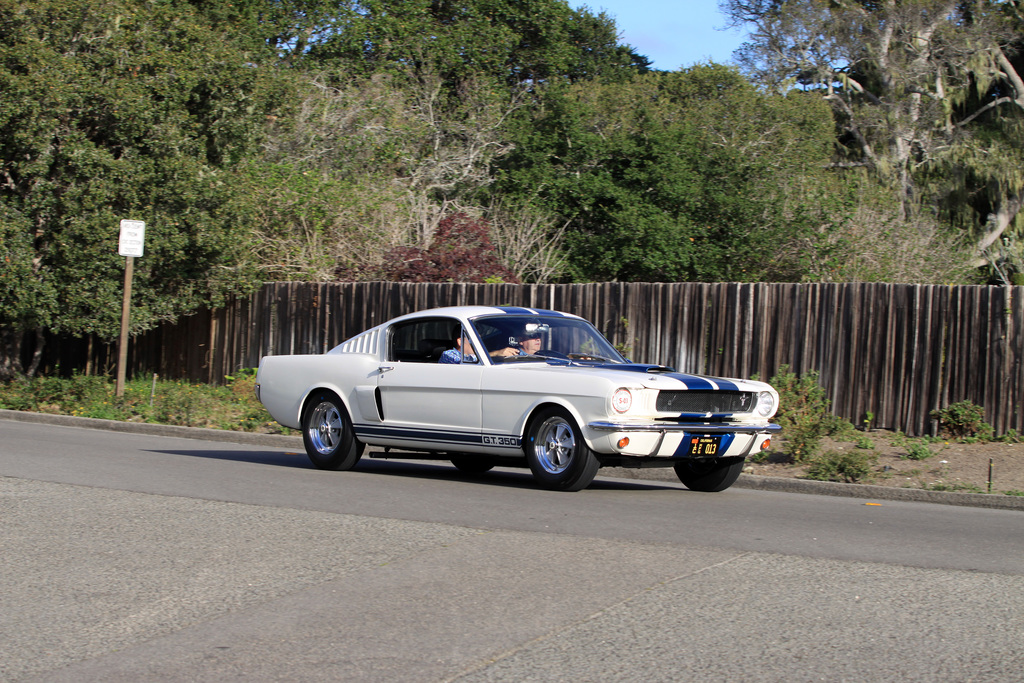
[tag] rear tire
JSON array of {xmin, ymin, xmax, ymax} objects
[
  {"xmin": 301, "ymin": 391, "xmax": 363, "ymax": 470},
  {"xmin": 674, "ymin": 457, "xmax": 744, "ymax": 492},
  {"xmin": 524, "ymin": 407, "xmax": 599, "ymax": 491}
]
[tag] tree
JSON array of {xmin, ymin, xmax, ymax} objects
[
  {"xmin": 245, "ymin": 68, "xmax": 538, "ymax": 281},
  {"xmin": 0, "ymin": 0, "xmax": 286, "ymax": 378},
  {"xmin": 493, "ymin": 65, "xmax": 839, "ymax": 282},
  {"xmin": 305, "ymin": 0, "xmax": 649, "ymax": 87},
  {"xmin": 721, "ymin": 0, "xmax": 1024, "ymax": 276},
  {"xmin": 226, "ymin": 0, "xmax": 639, "ymax": 286}
]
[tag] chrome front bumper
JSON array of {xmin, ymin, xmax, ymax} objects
[
  {"xmin": 588, "ymin": 421, "xmax": 781, "ymax": 434},
  {"xmin": 587, "ymin": 420, "xmax": 781, "ymax": 458}
]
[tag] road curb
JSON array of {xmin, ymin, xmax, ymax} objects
[
  {"xmin": 3, "ymin": 409, "xmax": 1022, "ymax": 511},
  {"xmin": 0, "ymin": 409, "xmax": 303, "ymax": 448}
]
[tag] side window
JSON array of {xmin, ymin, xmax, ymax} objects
[{"xmin": 388, "ymin": 318, "xmax": 460, "ymax": 363}]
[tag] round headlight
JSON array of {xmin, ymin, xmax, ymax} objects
[
  {"xmin": 756, "ymin": 391, "xmax": 776, "ymax": 417},
  {"xmin": 612, "ymin": 388, "xmax": 632, "ymax": 413}
]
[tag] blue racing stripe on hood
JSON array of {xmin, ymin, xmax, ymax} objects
[
  {"xmin": 664, "ymin": 373, "xmax": 742, "ymax": 391},
  {"xmin": 665, "ymin": 373, "xmax": 716, "ymax": 390},
  {"xmin": 600, "ymin": 364, "xmax": 741, "ymax": 391}
]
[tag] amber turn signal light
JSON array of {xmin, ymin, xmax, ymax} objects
[{"xmin": 617, "ymin": 437, "xmax": 630, "ymax": 449}]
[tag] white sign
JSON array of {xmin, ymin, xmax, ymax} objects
[{"xmin": 118, "ymin": 219, "xmax": 146, "ymax": 257}]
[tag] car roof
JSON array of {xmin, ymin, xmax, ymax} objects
[
  {"xmin": 389, "ymin": 306, "xmax": 585, "ymax": 322},
  {"xmin": 332, "ymin": 306, "xmax": 588, "ymax": 355}
]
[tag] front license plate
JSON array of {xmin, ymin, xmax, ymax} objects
[{"xmin": 687, "ymin": 435, "xmax": 721, "ymax": 456}]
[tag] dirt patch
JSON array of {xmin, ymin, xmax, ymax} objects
[{"xmin": 745, "ymin": 430, "xmax": 1024, "ymax": 495}]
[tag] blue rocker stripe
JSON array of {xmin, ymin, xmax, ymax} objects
[{"xmin": 354, "ymin": 424, "xmax": 522, "ymax": 449}]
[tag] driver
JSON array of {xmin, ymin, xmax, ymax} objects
[
  {"xmin": 489, "ymin": 326, "xmax": 542, "ymax": 358},
  {"xmin": 518, "ymin": 329, "xmax": 542, "ymax": 355}
]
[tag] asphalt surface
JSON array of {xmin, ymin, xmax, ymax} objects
[
  {"xmin": 2, "ymin": 412, "xmax": 1023, "ymax": 682},
  {"xmin": 4, "ymin": 409, "xmax": 1022, "ymax": 511}
]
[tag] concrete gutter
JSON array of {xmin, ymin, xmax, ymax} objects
[{"xmin": 3, "ymin": 409, "xmax": 1022, "ymax": 512}]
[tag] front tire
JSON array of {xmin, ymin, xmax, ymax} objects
[
  {"xmin": 301, "ymin": 391, "xmax": 363, "ymax": 470},
  {"xmin": 674, "ymin": 457, "xmax": 744, "ymax": 492},
  {"xmin": 525, "ymin": 407, "xmax": 599, "ymax": 491}
]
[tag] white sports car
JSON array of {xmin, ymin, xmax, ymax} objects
[{"xmin": 255, "ymin": 306, "xmax": 781, "ymax": 492}]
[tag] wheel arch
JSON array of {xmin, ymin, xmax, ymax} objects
[
  {"xmin": 298, "ymin": 385, "xmax": 357, "ymax": 426},
  {"xmin": 520, "ymin": 399, "xmax": 592, "ymax": 452}
]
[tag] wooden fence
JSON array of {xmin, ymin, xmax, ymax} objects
[{"xmin": 45, "ymin": 281, "xmax": 1024, "ymax": 437}]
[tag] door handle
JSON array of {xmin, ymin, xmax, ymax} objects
[{"xmin": 378, "ymin": 365, "xmax": 395, "ymax": 374}]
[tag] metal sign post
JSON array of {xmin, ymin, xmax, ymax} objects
[{"xmin": 116, "ymin": 220, "xmax": 145, "ymax": 396}]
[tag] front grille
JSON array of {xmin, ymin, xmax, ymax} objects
[{"xmin": 656, "ymin": 390, "xmax": 755, "ymax": 414}]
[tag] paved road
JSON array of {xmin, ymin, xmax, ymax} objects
[{"xmin": 2, "ymin": 418, "xmax": 1022, "ymax": 682}]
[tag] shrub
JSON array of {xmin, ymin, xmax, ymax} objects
[
  {"xmin": 804, "ymin": 450, "xmax": 877, "ymax": 483},
  {"xmin": 996, "ymin": 429, "xmax": 1022, "ymax": 444},
  {"xmin": 0, "ymin": 373, "xmax": 290, "ymax": 434},
  {"xmin": 903, "ymin": 440, "xmax": 933, "ymax": 461},
  {"xmin": 769, "ymin": 365, "xmax": 852, "ymax": 462},
  {"xmin": 376, "ymin": 213, "xmax": 520, "ymax": 284},
  {"xmin": 854, "ymin": 435, "xmax": 874, "ymax": 450},
  {"xmin": 930, "ymin": 400, "xmax": 992, "ymax": 439}
]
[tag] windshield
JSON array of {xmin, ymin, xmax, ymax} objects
[{"xmin": 470, "ymin": 315, "xmax": 626, "ymax": 364}]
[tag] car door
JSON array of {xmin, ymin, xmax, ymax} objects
[{"xmin": 374, "ymin": 317, "xmax": 484, "ymax": 451}]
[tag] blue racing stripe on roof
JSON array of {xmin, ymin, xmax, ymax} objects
[{"xmin": 494, "ymin": 306, "xmax": 568, "ymax": 317}]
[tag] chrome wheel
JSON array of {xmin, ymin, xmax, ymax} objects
[
  {"xmin": 525, "ymin": 407, "xmax": 599, "ymax": 491},
  {"xmin": 532, "ymin": 416, "xmax": 577, "ymax": 474},
  {"xmin": 300, "ymin": 391, "xmax": 363, "ymax": 471},
  {"xmin": 307, "ymin": 400, "xmax": 343, "ymax": 455}
]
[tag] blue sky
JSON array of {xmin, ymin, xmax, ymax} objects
[{"xmin": 574, "ymin": 0, "xmax": 748, "ymax": 71}]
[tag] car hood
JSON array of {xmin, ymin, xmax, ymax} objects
[{"xmin": 519, "ymin": 360, "xmax": 772, "ymax": 393}]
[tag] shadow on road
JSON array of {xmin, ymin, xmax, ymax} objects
[{"xmin": 142, "ymin": 447, "xmax": 677, "ymax": 492}]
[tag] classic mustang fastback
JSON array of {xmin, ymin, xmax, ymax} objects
[{"xmin": 255, "ymin": 306, "xmax": 780, "ymax": 491}]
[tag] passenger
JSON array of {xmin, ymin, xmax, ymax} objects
[{"xmin": 439, "ymin": 334, "xmax": 478, "ymax": 364}]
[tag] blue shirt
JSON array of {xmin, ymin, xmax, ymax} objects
[{"xmin": 439, "ymin": 348, "xmax": 477, "ymax": 364}]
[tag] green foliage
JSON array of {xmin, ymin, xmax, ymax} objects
[
  {"xmin": 995, "ymin": 429, "xmax": 1022, "ymax": 444},
  {"xmin": 494, "ymin": 65, "xmax": 839, "ymax": 282},
  {"xmin": 0, "ymin": 206, "xmax": 58, "ymax": 360},
  {"xmin": 1, "ymin": 0, "xmax": 1001, "ymax": 377},
  {"xmin": 930, "ymin": 401, "xmax": 993, "ymax": 440},
  {"xmin": 803, "ymin": 450, "xmax": 877, "ymax": 483},
  {"xmin": 0, "ymin": 0, "xmax": 287, "ymax": 357},
  {"xmin": 722, "ymin": 0, "xmax": 1024, "ymax": 270},
  {"xmin": 924, "ymin": 481, "xmax": 983, "ymax": 494},
  {"xmin": 0, "ymin": 372, "xmax": 288, "ymax": 433},
  {"xmin": 746, "ymin": 450, "xmax": 771, "ymax": 464},
  {"xmin": 903, "ymin": 440, "xmax": 934, "ymax": 461},
  {"xmin": 854, "ymin": 435, "xmax": 874, "ymax": 450},
  {"xmin": 769, "ymin": 365, "xmax": 851, "ymax": 462},
  {"xmin": 306, "ymin": 0, "xmax": 648, "ymax": 87}
]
